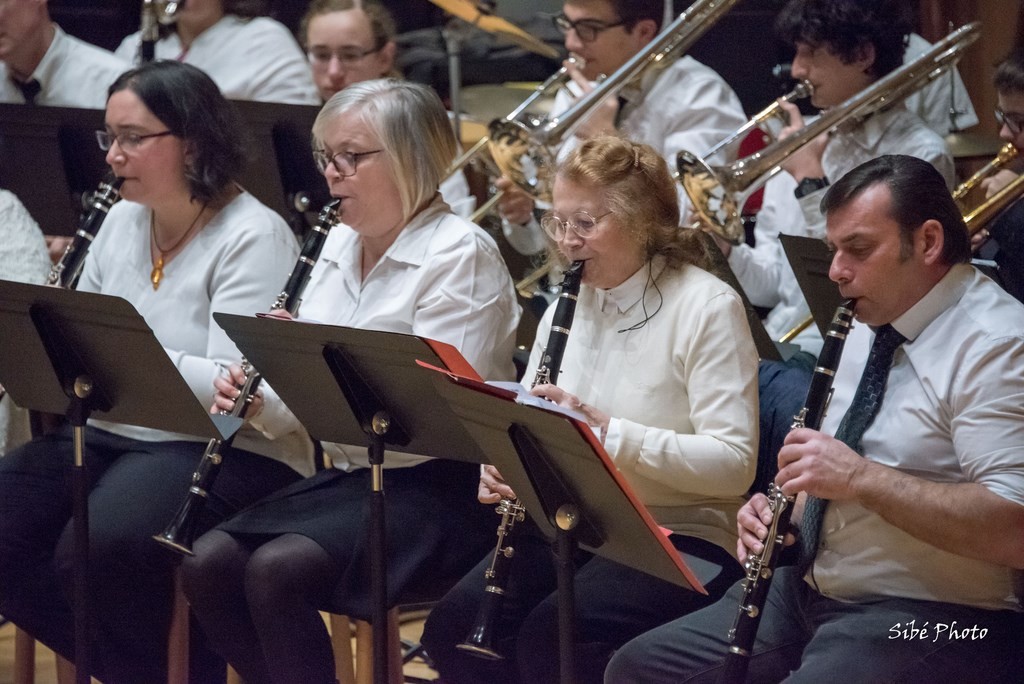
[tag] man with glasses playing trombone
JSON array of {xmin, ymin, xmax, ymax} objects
[{"xmin": 497, "ymin": 0, "xmax": 746, "ymax": 256}]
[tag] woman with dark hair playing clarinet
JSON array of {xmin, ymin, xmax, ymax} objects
[
  {"xmin": 0, "ymin": 60, "xmax": 305, "ymax": 683},
  {"xmin": 421, "ymin": 135, "xmax": 760, "ymax": 684}
]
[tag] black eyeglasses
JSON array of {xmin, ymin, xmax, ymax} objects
[
  {"xmin": 96, "ymin": 129, "xmax": 173, "ymax": 152},
  {"xmin": 995, "ymin": 107, "xmax": 1024, "ymax": 136},
  {"xmin": 313, "ymin": 148, "xmax": 383, "ymax": 177},
  {"xmin": 307, "ymin": 45, "xmax": 382, "ymax": 66},
  {"xmin": 540, "ymin": 210, "xmax": 613, "ymax": 240},
  {"xmin": 552, "ymin": 13, "xmax": 626, "ymax": 42}
]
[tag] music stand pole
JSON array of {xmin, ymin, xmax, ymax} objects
[
  {"xmin": 442, "ymin": 18, "xmax": 471, "ymax": 142},
  {"xmin": 68, "ymin": 377, "xmax": 95, "ymax": 684},
  {"xmin": 322, "ymin": 346, "xmax": 410, "ymax": 684},
  {"xmin": 30, "ymin": 305, "xmax": 116, "ymax": 684}
]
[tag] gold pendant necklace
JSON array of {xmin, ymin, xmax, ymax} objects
[{"xmin": 150, "ymin": 204, "xmax": 206, "ymax": 290}]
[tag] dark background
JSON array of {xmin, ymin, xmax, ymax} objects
[{"xmin": 49, "ymin": 0, "xmax": 796, "ymax": 116}]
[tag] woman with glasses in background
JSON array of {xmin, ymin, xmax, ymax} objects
[
  {"xmin": 299, "ymin": 0, "xmax": 475, "ymax": 218},
  {"xmin": 180, "ymin": 79, "xmax": 521, "ymax": 684},
  {"xmin": 116, "ymin": 0, "xmax": 318, "ymax": 104},
  {"xmin": 420, "ymin": 135, "xmax": 759, "ymax": 684},
  {"xmin": 0, "ymin": 60, "xmax": 307, "ymax": 682}
]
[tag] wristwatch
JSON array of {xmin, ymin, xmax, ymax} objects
[{"xmin": 794, "ymin": 176, "xmax": 830, "ymax": 199}]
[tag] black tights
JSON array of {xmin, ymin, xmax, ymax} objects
[{"xmin": 182, "ymin": 530, "xmax": 340, "ymax": 684}]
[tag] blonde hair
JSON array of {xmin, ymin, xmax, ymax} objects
[
  {"xmin": 312, "ymin": 79, "xmax": 457, "ymax": 219},
  {"xmin": 556, "ymin": 135, "xmax": 699, "ymax": 269}
]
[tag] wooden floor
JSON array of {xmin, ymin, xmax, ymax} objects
[{"xmin": 0, "ymin": 615, "xmax": 438, "ymax": 684}]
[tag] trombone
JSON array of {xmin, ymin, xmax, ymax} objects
[
  {"xmin": 446, "ymin": 60, "xmax": 581, "ymax": 224},
  {"xmin": 678, "ymin": 21, "xmax": 982, "ymax": 243},
  {"xmin": 486, "ymin": 0, "xmax": 743, "ymax": 208}
]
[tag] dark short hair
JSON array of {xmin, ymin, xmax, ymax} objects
[
  {"xmin": 820, "ymin": 154, "xmax": 970, "ymax": 265},
  {"xmin": 994, "ymin": 47, "xmax": 1024, "ymax": 94},
  {"xmin": 107, "ymin": 61, "xmax": 246, "ymax": 205},
  {"xmin": 611, "ymin": 0, "xmax": 664, "ymax": 31},
  {"xmin": 775, "ymin": 0, "xmax": 912, "ymax": 80},
  {"xmin": 578, "ymin": 0, "xmax": 663, "ymax": 32}
]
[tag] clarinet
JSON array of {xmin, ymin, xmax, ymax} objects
[
  {"xmin": 153, "ymin": 199, "xmax": 342, "ymax": 555},
  {"xmin": 46, "ymin": 176, "xmax": 123, "ymax": 289},
  {"xmin": 718, "ymin": 300, "xmax": 855, "ymax": 684},
  {"xmin": 457, "ymin": 260, "xmax": 584, "ymax": 660}
]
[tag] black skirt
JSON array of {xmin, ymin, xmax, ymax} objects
[{"xmin": 218, "ymin": 457, "xmax": 494, "ymax": 618}]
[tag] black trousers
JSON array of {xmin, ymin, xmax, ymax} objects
[
  {"xmin": 421, "ymin": 528, "xmax": 742, "ymax": 684},
  {"xmin": 0, "ymin": 425, "xmax": 301, "ymax": 683}
]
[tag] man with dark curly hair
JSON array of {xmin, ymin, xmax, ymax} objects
[{"xmin": 713, "ymin": 0, "xmax": 953, "ymax": 358}]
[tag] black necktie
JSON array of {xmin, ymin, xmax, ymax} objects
[
  {"xmin": 614, "ymin": 95, "xmax": 630, "ymax": 127},
  {"xmin": 14, "ymin": 78, "xmax": 41, "ymax": 104},
  {"xmin": 797, "ymin": 323, "xmax": 907, "ymax": 570}
]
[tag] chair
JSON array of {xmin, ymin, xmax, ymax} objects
[
  {"xmin": 329, "ymin": 602, "xmax": 443, "ymax": 684},
  {"xmin": 11, "ymin": 569, "xmax": 191, "ymax": 684}
]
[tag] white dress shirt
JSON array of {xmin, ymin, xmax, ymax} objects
[
  {"xmin": 503, "ymin": 56, "xmax": 747, "ymax": 255},
  {"xmin": 0, "ymin": 26, "xmax": 128, "ymax": 108},
  {"xmin": 0, "ymin": 190, "xmax": 50, "ymax": 456},
  {"xmin": 116, "ymin": 16, "xmax": 319, "ymax": 105},
  {"xmin": 903, "ymin": 33, "xmax": 979, "ymax": 136},
  {"xmin": 252, "ymin": 195, "xmax": 521, "ymax": 471},
  {"xmin": 728, "ymin": 107, "xmax": 954, "ymax": 355},
  {"xmin": 524, "ymin": 257, "xmax": 759, "ymax": 555},
  {"xmin": 77, "ymin": 193, "xmax": 310, "ymax": 474},
  {"xmin": 811, "ymin": 264, "xmax": 1024, "ymax": 612}
]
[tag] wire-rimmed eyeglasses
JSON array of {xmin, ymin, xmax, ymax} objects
[
  {"xmin": 540, "ymin": 210, "xmax": 613, "ymax": 240},
  {"xmin": 307, "ymin": 45, "xmax": 383, "ymax": 66}
]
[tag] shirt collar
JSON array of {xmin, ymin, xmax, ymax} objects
[
  {"xmin": 319, "ymin": 193, "xmax": 451, "ymax": 270},
  {"xmin": 889, "ymin": 262, "xmax": 972, "ymax": 342},
  {"xmin": 592, "ymin": 257, "xmax": 664, "ymax": 315},
  {"xmin": 835, "ymin": 105, "xmax": 905, "ymax": 151},
  {"xmin": 26, "ymin": 24, "xmax": 65, "ymax": 90}
]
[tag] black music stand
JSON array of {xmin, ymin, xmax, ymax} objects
[
  {"xmin": 0, "ymin": 101, "xmax": 326, "ymax": 237},
  {"xmin": 213, "ymin": 313, "xmax": 492, "ymax": 684},
  {"xmin": 779, "ymin": 234, "xmax": 844, "ymax": 337},
  {"xmin": 230, "ymin": 100, "xmax": 329, "ymax": 234},
  {"xmin": 422, "ymin": 366, "xmax": 714, "ymax": 684},
  {"xmin": 0, "ymin": 103, "xmax": 107, "ymax": 234},
  {"xmin": 0, "ymin": 281, "xmax": 240, "ymax": 684}
]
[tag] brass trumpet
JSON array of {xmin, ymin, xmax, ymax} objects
[
  {"xmin": 963, "ymin": 165, "xmax": 1024, "ymax": 240},
  {"xmin": 948, "ymin": 141, "xmax": 1024, "ymax": 246},
  {"xmin": 678, "ymin": 22, "xmax": 982, "ymax": 243},
  {"xmin": 953, "ymin": 143, "xmax": 1018, "ymax": 206}
]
